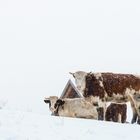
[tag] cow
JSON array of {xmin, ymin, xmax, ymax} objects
[
  {"xmin": 44, "ymin": 96, "xmax": 99, "ymax": 119},
  {"xmin": 105, "ymin": 103, "xmax": 127, "ymax": 123},
  {"xmin": 70, "ymin": 71, "xmax": 140, "ymax": 124},
  {"xmin": 44, "ymin": 96, "xmax": 59, "ymax": 114}
]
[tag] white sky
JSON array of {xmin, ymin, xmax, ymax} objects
[{"xmin": 0, "ymin": 0, "xmax": 140, "ymax": 112}]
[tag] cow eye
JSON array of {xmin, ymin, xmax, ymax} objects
[
  {"xmin": 93, "ymin": 103, "xmax": 98, "ymax": 106},
  {"xmin": 54, "ymin": 103, "xmax": 57, "ymax": 109}
]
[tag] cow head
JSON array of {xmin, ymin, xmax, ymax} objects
[
  {"xmin": 54, "ymin": 99, "xmax": 65, "ymax": 109},
  {"xmin": 44, "ymin": 96, "xmax": 58, "ymax": 113},
  {"xmin": 69, "ymin": 71, "xmax": 87, "ymax": 94}
]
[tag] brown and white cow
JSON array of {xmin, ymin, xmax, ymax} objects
[
  {"xmin": 44, "ymin": 96, "xmax": 98, "ymax": 119},
  {"xmin": 105, "ymin": 103, "xmax": 127, "ymax": 123},
  {"xmin": 70, "ymin": 71, "xmax": 140, "ymax": 124}
]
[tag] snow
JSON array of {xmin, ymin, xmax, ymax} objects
[
  {"xmin": 1, "ymin": 0, "xmax": 140, "ymax": 139},
  {"xmin": 0, "ymin": 102, "xmax": 139, "ymax": 140},
  {"xmin": 0, "ymin": 108, "xmax": 140, "ymax": 140}
]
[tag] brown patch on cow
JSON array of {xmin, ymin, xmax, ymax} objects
[
  {"xmin": 105, "ymin": 103, "xmax": 127, "ymax": 123},
  {"xmin": 102, "ymin": 73, "xmax": 140, "ymax": 96},
  {"xmin": 84, "ymin": 73, "xmax": 105, "ymax": 98},
  {"xmin": 84, "ymin": 72, "xmax": 140, "ymax": 99}
]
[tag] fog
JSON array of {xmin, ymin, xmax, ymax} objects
[{"xmin": 0, "ymin": 0, "xmax": 140, "ymax": 113}]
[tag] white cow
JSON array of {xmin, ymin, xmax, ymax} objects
[{"xmin": 44, "ymin": 96, "xmax": 99, "ymax": 119}]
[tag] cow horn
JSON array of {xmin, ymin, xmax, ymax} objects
[
  {"xmin": 69, "ymin": 72, "xmax": 74, "ymax": 76},
  {"xmin": 44, "ymin": 97, "xmax": 49, "ymax": 100}
]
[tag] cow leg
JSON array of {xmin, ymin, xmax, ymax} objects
[
  {"xmin": 121, "ymin": 113, "xmax": 126, "ymax": 123},
  {"xmin": 129, "ymin": 95, "xmax": 138, "ymax": 124},
  {"xmin": 113, "ymin": 114, "xmax": 118, "ymax": 122},
  {"xmin": 131, "ymin": 94, "xmax": 140, "ymax": 124},
  {"xmin": 137, "ymin": 115, "xmax": 140, "ymax": 124},
  {"xmin": 131, "ymin": 113, "xmax": 137, "ymax": 124},
  {"xmin": 118, "ymin": 114, "xmax": 122, "ymax": 123},
  {"xmin": 136, "ymin": 106, "xmax": 140, "ymax": 124},
  {"xmin": 105, "ymin": 112, "xmax": 110, "ymax": 121},
  {"xmin": 97, "ymin": 107, "xmax": 104, "ymax": 120},
  {"xmin": 132, "ymin": 103, "xmax": 140, "ymax": 124}
]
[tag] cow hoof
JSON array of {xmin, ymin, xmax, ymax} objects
[
  {"xmin": 137, "ymin": 119, "xmax": 140, "ymax": 124},
  {"xmin": 131, "ymin": 120, "xmax": 136, "ymax": 124},
  {"xmin": 131, "ymin": 116, "xmax": 137, "ymax": 124}
]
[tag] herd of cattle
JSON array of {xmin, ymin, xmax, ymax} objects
[{"xmin": 44, "ymin": 71, "xmax": 140, "ymax": 124}]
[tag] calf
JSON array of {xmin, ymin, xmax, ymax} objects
[
  {"xmin": 44, "ymin": 96, "xmax": 58, "ymax": 115},
  {"xmin": 44, "ymin": 96, "xmax": 98, "ymax": 119},
  {"xmin": 70, "ymin": 71, "xmax": 140, "ymax": 124},
  {"xmin": 105, "ymin": 103, "xmax": 127, "ymax": 123}
]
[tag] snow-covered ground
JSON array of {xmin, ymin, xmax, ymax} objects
[
  {"xmin": 1, "ymin": 0, "xmax": 140, "ymax": 139},
  {"xmin": 0, "ymin": 83, "xmax": 138, "ymax": 140},
  {"xmin": 0, "ymin": 101, "xmax": 139, "ymax": 140}
]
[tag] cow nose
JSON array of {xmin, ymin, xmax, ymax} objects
[{"xmin": 50, "ymin": 107, "xmax": 55, "ymax": 112}]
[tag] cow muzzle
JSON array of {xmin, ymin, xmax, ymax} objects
[{"xmin": 50, "ymin": 107, "xmax": 56, "ymax": 112}]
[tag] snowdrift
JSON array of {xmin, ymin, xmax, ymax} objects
[{"xmin": 0, "ymin": 108, "xmax": 140, "ymax": 140}]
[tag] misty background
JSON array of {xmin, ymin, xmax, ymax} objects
[{"xmin": 0, "ymin": 0, "xmax": 140, "ymax": 114}]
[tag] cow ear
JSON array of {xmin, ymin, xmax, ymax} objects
[
  {"xmin": 56, "ymin": 99, "xmax": 65, "ymax": 105},
  {"xmin": 69, "ymin": 72, "xmax": 75, "ymax": 78},
  {"xmin": 44, "ymin": 99, "xmax": 50, "ymax": 104}
]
